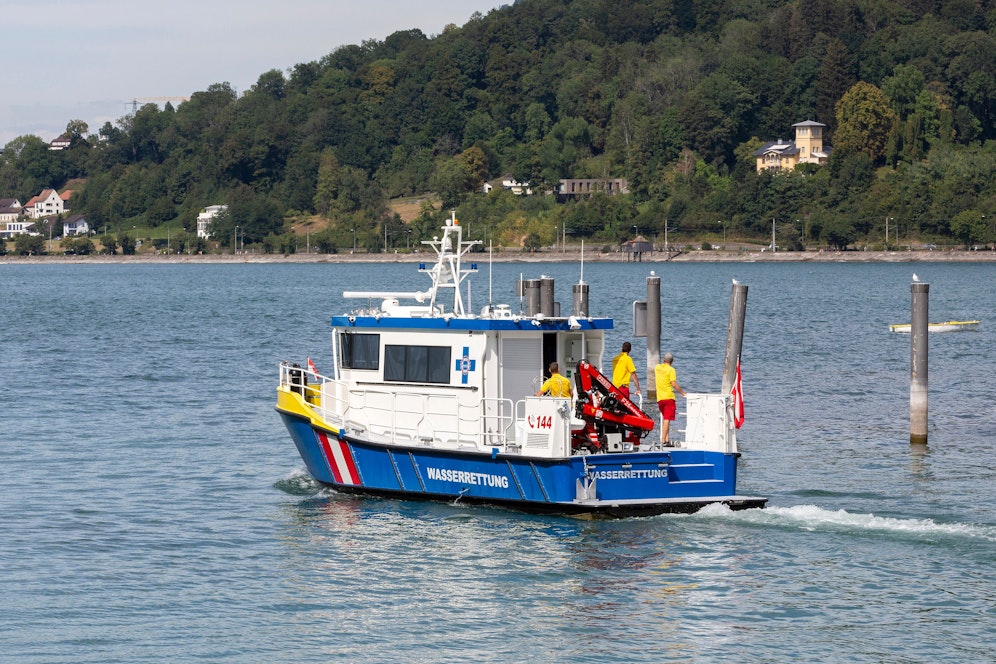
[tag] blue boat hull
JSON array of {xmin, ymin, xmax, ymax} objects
[{"xmin": 279, "ymin": 410, "xmax": 765, "ymax": 517}]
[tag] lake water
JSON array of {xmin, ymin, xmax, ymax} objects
[{"xmin": 2, "ymin": 259, "xmax": 994, "ymax": 662}]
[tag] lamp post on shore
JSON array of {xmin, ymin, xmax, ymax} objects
[
  {"xmin": 351, "ymin": 227, "xmax": 356, "ymax": 254},
  {"xmin": 719, "ymin": 220, "xmax": 726, "ymax": 246}
]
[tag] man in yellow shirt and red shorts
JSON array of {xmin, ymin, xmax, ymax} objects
[{"xmin": 654, "ymin": 352, "xmax": 686, "ymax": 446}]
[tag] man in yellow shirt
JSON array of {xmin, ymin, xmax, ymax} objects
[
  {"xmin": 611, "ymin": 342, "xmax": 641, "ymax": 400},
  {"xmin": 536, "ymin": 362, "xmax": 573, "ymax": 398},
  {"xmin": 654, "ymin": 352, "xmax": 686, "ymax": 446}
]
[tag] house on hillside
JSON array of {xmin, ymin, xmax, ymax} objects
[
  {"xmin": 1, "ymin": 220, "xmax": 36, "ymax": 238},
  {"xmin": 49, "ymin": 134, "xmax": 71, "ymax": 151},
  {"xmin": 556, "ymin": 178, "xmax": 628, "ymax": 201},
  {"xmin": 482, "ymin": 178, "xmax": 533, "ymax": 195},
  {"xmin": 24, "ymin": 189, "xmax": 71, "ymax": 218},
  {"xmin": 63, "ymin": 214, "xmax": 90, "ymax": 236},
  {"xmin": 754, "ymin": 121, "xmax": 830, "ymax": 173},
  {"xmin": 197, "ymin": 205, "xmax": 227, "ymax": 239},
  {"xmin": 0, "ymin": 198, "xmax": 22, "ymax": 223}
]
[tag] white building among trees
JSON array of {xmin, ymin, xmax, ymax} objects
[{"xmin": 197, "ymin": 205, "xmax": 227, "ymax": 238}]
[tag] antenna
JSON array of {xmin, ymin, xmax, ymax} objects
[
  {"xmin": 580, "ymin": 240, "xmax": 585, "ymax": 284},
  {"xmin": 488, "ymin": 241, "xmax": 493, "ymax": 310}
]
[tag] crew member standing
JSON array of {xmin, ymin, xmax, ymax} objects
[
  {"xmin": 654, "ymin": 352, "xmax": 686, "ymax": 446},
  {"xmin": 536, "ymin": 362, "xmax": 573, "ymax": 398},
  {"xmin": 611, "ymin": 341, "xmax": 641, "ymax": 400}
]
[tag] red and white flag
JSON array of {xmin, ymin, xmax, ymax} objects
[
  {"xmin": 730, "ymin": 358, "xmax": 745, "ymax": 429},
  {"xmin": 307, "ymin": 357, "xmax": 319, "ymax": 376}
]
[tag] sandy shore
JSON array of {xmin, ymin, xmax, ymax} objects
[{"xmin": 4, "ymin": 248, "xmax": 995, "ymax": 265}]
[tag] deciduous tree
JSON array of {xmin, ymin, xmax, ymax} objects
[{"xmin": 834, "ymin": 82, "xmax": 898, "ymax": 164}]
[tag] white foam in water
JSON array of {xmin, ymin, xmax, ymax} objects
[{"xmin": 693, "ymin": 503, "xmax": 996, "ymax": 542}]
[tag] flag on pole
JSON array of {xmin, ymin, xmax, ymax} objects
[
  {"xmin": 730, "ymin": 357, "xmax": 745, "ymax": 429},
  {"xmin": 307, "ymin": 357, "xmax": 319, "ymax": 376}
]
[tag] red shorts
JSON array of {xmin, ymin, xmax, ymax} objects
[
  {"xmin": 658, "ymin": 399, "xmax": 676, "ymax": 420},
  {"xmin": 618, "ymin": 386, "xmax": 630, "ymax": 399}
]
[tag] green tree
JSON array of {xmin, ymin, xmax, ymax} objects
[
  {"xmin": 14, "ymin": 234, "xmax": 45, "ymax": 255},
  {"xmin": 457, "ymin": 146, "xmax": 488, "ymax": 192},
  {"xmin": 821, "ymin": 216, "xmax": 856, "ymax": 250},
  {"xmin": 431, "ymin": 157, "xmax": 471, "ymax": 207},
  {"xmin": 948, "ymin": 210, "xmax": 986, "ymax": 248},
  {"xmin": 100, "ymin": 234, "xmax": 118, "ymax": 255},
  {"xmin": 313, "ymin": 149, "xmax": 340, "ymax": 216},
  {"xmin": 834, "ymin": 82, "xmax": 899, "ymax": 163},
  {"xmin": 815, "ymin": 38, "xmax": 852, "ymax": 135},
  {"xmin": 62, "ymin": 236, "xmax": 95, "ymax": 254},
  {"xmin": 119, "ymin": 233, "xmax": 136, "ymax": 255}
]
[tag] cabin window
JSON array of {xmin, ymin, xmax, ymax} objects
[
  {"xmin": 384, "ymin": 344, "xmax": 451, "ymax": 384},
  {"xmin": 340, "ymin": 333, "xmax": 380, "ymax": 370}
]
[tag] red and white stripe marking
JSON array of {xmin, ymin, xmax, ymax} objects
[{"xmin": 315, "ymin": 430, "xmax": 360, "ymax": 485}]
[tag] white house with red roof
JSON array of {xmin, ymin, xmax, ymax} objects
[{"xmin": 24, "ymin": 189, "xmax": 71, "ymax": 219}]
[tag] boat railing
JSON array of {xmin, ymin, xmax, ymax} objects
[
  {"xmin": 279, "ymin": 361, "xmax": 326, "ymax": 406},
  {"xmin": 280, "ymin": 363, "xmax": 518, "ymax": 450}
]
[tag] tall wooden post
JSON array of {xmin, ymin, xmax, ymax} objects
[
  {"xmin": 646, "ymin": 275, "xmax": 661, "ymax": 401},
  {"xmin": 910, "ymin": 282, "xmax": 929, "ymax": 444},
  {"xmin": 723, "ymin": 281, "xmax": 748, "ymax": 394},
  {"xmin": 572, "ymin": 282, "xmax": 589, "ymax": 317},
  {"xmin": 540, "ymin": 276, "xmax": 555, "ymax": 317}
]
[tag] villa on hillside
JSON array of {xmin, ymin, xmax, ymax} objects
[
  {"xmin": 482, "ymin": 177, "xmax": 533, "ymax": 195},
  {"xmin": 197, "ymin": 205, "xmax": 228, "ymax": 239},
  {"xmin": 49, "ymin": 134, "xmax": 71, "ymax": 151},
  {"xmin": 754, "ymin": 121, "xmax": 830, "ymax": 173},
  {"xmin": 0, "ymin": 198, "xmax": 22, "ymax": 223},
  {"xmin": 63, "ymin": 214, "xmax": 90, "ymax": 236},
  {"xmin": 1, "ymin": 220, "xmax": 35, "ymax": 238},
  {"xmin": 23, "ymin": 189, "xmax": 71, "ymax": 218}
]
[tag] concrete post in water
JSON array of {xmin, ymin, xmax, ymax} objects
[
  {"xmin": 572, "ymin": 282, "xmax": 589, "ymax": 317},
  {"xmin": 540, "ymin": 276, "xmax": 555, "ymax": 317},
  {"xmin": 722, "ymin": 281, "xmax": 748, "ymax": 394},
  {"xmin": 910, "ymin": 281, "xmax": 929, "ymax": 444},
  {"xmin": 524, "ymin": 279, "xmax": 541, "ymax": 316},
  {"xmin": 646, "ymin": 274, "xmax": 661, "ymax": 401}
]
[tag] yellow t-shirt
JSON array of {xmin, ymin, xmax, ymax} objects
[
  {"xmin": 612, "ymin": 352, "xmax": 636, "ymax": 388},
  {"xmin": 540, "ymin": 373, "xmax": 572, "ymax": 397},
  {"xmin": 655, "ymin": 363, "xmax": 677, "ymax": 400}
]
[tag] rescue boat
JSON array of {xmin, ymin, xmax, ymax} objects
[{"xmin": 275, "ymin": 214, "xmax": 766, "ymax": 517}]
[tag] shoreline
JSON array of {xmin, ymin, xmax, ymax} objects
[{"xmin": 3, "ymin": 248, "xmax": 995, "ymax": 265}]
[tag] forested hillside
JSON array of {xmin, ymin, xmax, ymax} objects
[{"xmin": 2, "ymin": 0, "xmax": 995, "ymax": 252}]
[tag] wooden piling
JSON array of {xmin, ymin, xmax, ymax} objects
[
  {"xmin": 540, "ymin": 276, "xmax": 555, "ymax": 317},
  {"xmin": 523, "ymin": 279, "xmax": 540, "ymax": 316},
  {"xmin": 723, "ymin": 282, "xmax": 748, "ymax": 394},
  {"xmin": 646, "ymin": 275, "xmax": 661, "ymax": 401},
  {"xmin": 572, "ymin": 282, "xmax": 589, "ymax": 317},
  {"xmin": 910, "ymin": 282, "xmax": 929, "ymax": 444}
]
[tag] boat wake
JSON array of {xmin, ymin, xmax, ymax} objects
[
  {"xmin": 691, "ymin": 502, "xmax": 996, "ymax": 543},
  {"xmin": 273, "ymin": 468, "xmax": 326, "ymax": 496}
]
